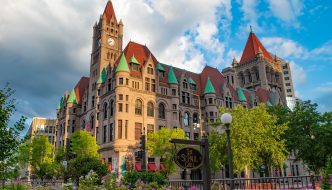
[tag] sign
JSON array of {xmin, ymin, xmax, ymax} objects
[{"xmin": 174, "ymin": 147, "xmax": 203, "ymax": 169}]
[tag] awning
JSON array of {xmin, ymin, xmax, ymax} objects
[
  {"xmin": 148, "ymin": 163, "xmax": 157, "ymax": 172},
  {"xmin": 160, "ymin": 163, "xmax": 165, "ymax": 170},
  {"xmin": 108, "ymin": 164, "xmax": 112, "ymax": 171},
  {"xmin": 135, "ymin": 162, "xmax": 141, "ymax": 171}
]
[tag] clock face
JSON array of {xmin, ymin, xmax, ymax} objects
[{"xmin": 108, "ymin": 38, "xmax": 115, "ymax": 46}]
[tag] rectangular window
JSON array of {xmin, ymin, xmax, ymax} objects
[
  {"xmin": 126, "ymin": 78, "xmax": 129, "ymax": 85},
  {"xmin": 119, "ymin": 94, "xmax": 123, "ymax": 100},
  {"xmin": 285, "ymin": 77, "xmax": 290, "ymax": 80},
  {"xmin": 109, "ymin": 123, "xmax": 113, "ymax": 142},
  {"xmin": 135, "ymin": 123, "xmax": 142, "ymax": 140},
  {"xmin": 172, "ymin": 89, "xmax": 176, "ymax": 96},
  {"xmin": 97, "ymin": 89, "xmax": 101, "ymax": 96},
  {"xmin": 209, "ymin": 112, "xmax": 214, "ymax": 117},
  {"xmin": 172, "ymin": 104, "xmax": 177, "ymax": 109},
  {"xmin": 119, "ymin": 77, "xmax": 123, "ymax": 85},
  {"xmin": 283, "ymin": 71, "xmax": 289, "ymax": 75},
  {"xmin": 126, "ymin": 104, "xmax": 128, "ymax": 113},
  {"xmin": 151, "ymin": 79, "xmax": 156, "ymax": 92},
  {"xmin": 161, "ymin": 88, "xmax": 167, "ymax": 95},
  {"xmin": 126, "ymin": 95, "xmax": 129, "ymax": 101},
  {"xmin": 209, "ymin": 98, "xmax": 213, "ymax": 104},
  {"xmin": 92, "ymin": 96, "xmax": 95, "ymax": 107},
  {"xmin": 173, "ymin": 112, "xmax": 177, "ymax": 120},
  {"xmin": 73, "ymin": 108, "xmax": 76, "ymax": 113},
  {"xmin": 286, "ymin": 83, "xmax": 291, "ymax": 86},
  {"xmin": 118, "ymin": 120, "xmax": 122, "ymax": 139},
  {"xmin": 103, "ymin": 125, "xmax": 107, "ymax": 143},
  {"xmin": 287, "ymin": 89, "xmax": 292, "ymax": 92},
  {"xmin": 283, "ymin": 65, "xmax": 288, "ymax": 69},
  {"xmin": 147, "ymin": 124, "xmax": 154, "ymax": 134},
  {"xmin": 125, "ymin": 120, "xmax": 128, "ymax": 139},
  {"xmin": 118, "ymin": 103, "xmax": 123, "ymax": 112},
  {"xmin": 145, "ymin": 78, "xmax": 150, "ymax": 91}
]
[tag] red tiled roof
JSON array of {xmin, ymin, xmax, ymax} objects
[
  {"xmin": 239, "ymin": 32, "xmax": 273, "ymax": 64},
  {"xmin": 256, "ymin": 88, "xmax": 270, "ymax": 103},
  {"xmin": 103, "ymin": 1, "xmax": 117, "ymax": 23},
  {"xmin": 74, "ymin": 77, "xmax": 89, "ymax": 105},
  {"xmin": 200, "ymin": 66, "xmax": 226, "ymax": 96},
  {"xmin": 114, "ymin": 41, "xmax": 158, "ymax": 77}
]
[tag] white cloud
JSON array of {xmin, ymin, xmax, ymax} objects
[
  {"xmin": 311, "ymin": 40, "xmax": 332, "ymax": 61},
  {"xmin": 236, "ymin": 0, "xmax": 262, "ymax": 36},
  {"xmin": 266, "ymin": 0, "xmax": 303, "ymax": 27},
  {"xmin": 261, "ymin": 37, "xmax": 307, "ymax": 59},
  {"xmin": 316, "ymin": 82, "xmax": 332, "ymax": 93},
  {"xmin": 289, "ymin": 61, "xmax": 306, "ymax": 86},
  {"xmin": 111, "ymin": 0, "xmax": 232, "ymax": 72}
]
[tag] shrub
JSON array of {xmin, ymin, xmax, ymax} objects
[{"xmin": 121, "ymin": 170, "xmax": 167, "ymax": 188}]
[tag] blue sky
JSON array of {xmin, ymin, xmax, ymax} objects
[{"xmin": 0, "ymin": 0, "xmax": 331, "ymax": 132}]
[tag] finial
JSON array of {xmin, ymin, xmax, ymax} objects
[{"xmin": 250, "ymin": 25, "xmax": 253, "ymax": 33}]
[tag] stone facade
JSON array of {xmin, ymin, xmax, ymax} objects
[{"xmin": 55, "ymin": 1, "xmax": 296, "ymax": 178}]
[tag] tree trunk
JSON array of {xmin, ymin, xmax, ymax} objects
[{"xmin": 245, "ymin": 165, "xmax": 251, "ymax": 188}]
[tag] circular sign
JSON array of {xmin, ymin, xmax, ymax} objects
[{"xmin": 174, "ymin": 147, "xmax": 203, "ymax": 169}]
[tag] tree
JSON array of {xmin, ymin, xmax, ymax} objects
[
  {"xmin": 67, "ymin": 156, "xmax": 108, "ymax": 184},
  {"xmin": 70, "ymin": 130, "xmax": 100, "ymax": 158},
  {"xmin": 30, "ymin": 136, "xmax": 55, "ymax": 179},
  {"xmin": 210, "ymin": 104, "xmax": 288, "ymax": 178},
  {"xmin": 0, "ymin": 85, "xmax": 26, "ymax": 183},
  {"xmin": 147, "ymin": 128, "xmax": 186, "ymax": 177},
  {"xmin": 285, "ymin": 100, "xmax": 332, "ymax": 173}
]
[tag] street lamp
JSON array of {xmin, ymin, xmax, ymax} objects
[{"xmin": 221, "ymin": 113, "xmax": 234, "ymax": 190}]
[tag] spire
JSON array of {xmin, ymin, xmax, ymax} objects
[
  {"xmin": 250, "ymin": 25, "xmax": 253, "ymax": 33},
  {"xmin": 156, "ymin": 63, "xmax": 165, "ymax": 71},
  {"xmin": 97, "ymin": 67, "xmax": 107, "ymax": 84},
  {"xmin": 237, "ymin": 87, "xmax": 247, "ymax": 102},
  {"xmin": 103, "ymin": 0, "xmax": 117, "ymax": 23},
  {"xmin": 116, "ymin": 53, "xmax": 129, "ymax": 72},
  {"xmin": 204, "ymin": 77, "xmax": 216, "ymax": 94},
  {"xmin": 232, "ymin": 57, "xmax": 238, "ymax": 66},
  {"xmin": 239, "ymin": 31, "xmax": 273, "ymax": 64},
  {"xmin": 57, "ymin": 96, "xmax": 63, "ymax": 109},
  {"xmin": 167, "ymin": 67, "xmax": 178, "ymax": 84},
  {"xmin": 130, "ymin": 54, "xmax": 139, "ymax": 65},
  {"xmin": 67, "ymin": 89, "xmax": 77, "ymax": 104}
]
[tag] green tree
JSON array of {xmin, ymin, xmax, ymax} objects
[
  {"xmin": 71, "ymin": 130, "xmax": 100, "ymax": 158},
  {"xmin": 210, "ymin": 104, "xmax": 288, "ymax": 178},
  {"xmin": 0, "ymin": 85, "xmax": 26, "ymax": 183},
  {"xmin": 147, "ymin": 128, "xmax": 186, "ymax": 177},
  {"xmin": 30, "ymin": 136, "xmax": 54, "ymax": 179},
  {"xmin": 285, "ymin": 101, "xmax": 332, "ymax": 173},
  {"xmin": 67, "ymin": 156, "xmax": 108, "ymax": 185}
]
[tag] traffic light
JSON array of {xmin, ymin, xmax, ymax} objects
[{"xmin": 139, "ymin": 134, "xmax": 145, "ymax": 149}]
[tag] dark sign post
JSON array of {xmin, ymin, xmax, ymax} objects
[{"xmin": 170, "ymin": 136, "xmax": 211, "ymax": 190}]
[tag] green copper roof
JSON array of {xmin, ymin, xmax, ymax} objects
[
  {"xmin": 130, "ymin": 55, "xmax": 139, "ymax": 65},
  {"xmin": 204, "ymin": 77, "xmax": 216, "ymax": 94},
  {"xmin": 97, "ymin": 67, "xmax": 107, "ymax": 84},
  {"xmin": 156, "ymin": 63, "xmax": 165, "ymax": 71},
  {"xmin": 116, "ymin": 53, "xmax": 129, "ymax": 72},
  {"xmin": 266, "ymin": 101, "xmax": 272, "ymax": 107},
  {"xmin": 167, "ymin": 67, "xmax": 178, "ymax": 84},
  {"xmin": 237, "ymin": 87, "xmax": 247, "ymax": 102},
  {"xmin": 188, "ymin": 77, "xmax": 196, "ymax": 85},
  {"xmin": 57, "ymin": 96, "xmax": 63, "ymax": 109},
  {"xmin": 67, "ymin": 89, "xmax": 77, "ymax": 104}
]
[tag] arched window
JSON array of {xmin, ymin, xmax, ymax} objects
[
  {"xmin": 183, "ymin": 79, "xmax": 188, "ymax": 89},
  {"xmin": 147, "ymin": 102, "xmax": 154, "ymax": 117},
  {"xmin": 158, "ymin": 103, "xmax": 166, "ymax": 119},
  {"xmin": 193, "ymin": 113, "xmax": 198, "ymax": 124},
  {"xmin": 110, "ymin": 100, "xmax": 114, "ymax": 117},
  {"xmin": 103, "ymin": 103, "xmax": 108, "ymax": 120},
  {"xmin": 135, "ymin": 99, "xmax": 142, "ymax": 115},
  {"xmin": 183, "ymin": 112, "xmax": 190, "ymax": 126}
]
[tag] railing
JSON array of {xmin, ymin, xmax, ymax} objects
[
  {"xmin": 1, "ymin": 179, "xmax": 63, "ymax": 188},
  {"xmin": 167, "ymin": 175, "xmax": 322, "ymax": 190}
]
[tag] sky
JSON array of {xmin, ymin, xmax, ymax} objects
[{"xmin": 1, "ymin": 0, "xmax": 332, "ymax": 132}]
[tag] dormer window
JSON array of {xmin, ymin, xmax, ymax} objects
[
  {"xmin": 183, "ymin": 79, "xmax": 188, "ymax": 89},
  {"xmin": 159, "ymin": 71, "xmax": 165, "ymax": 78},
  {"xmin": 147, "ymin": 64, "xmax": 154, "ymax": 75},
  {"xmin": 191, "ymin": 84, "xmax": 196, "ymax": 90},
  {"xmin": 132, "ymin": 64, "xmax": 138, "ymax": 71}
]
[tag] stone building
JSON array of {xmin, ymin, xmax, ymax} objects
[{"xmin": 55, "ymin": 1, "xmax": 293, "ymax": 177}]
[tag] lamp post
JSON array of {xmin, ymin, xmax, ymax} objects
[{"xmin": 221, "ymin": 113, "xmax": 234, "ymax": 190}]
